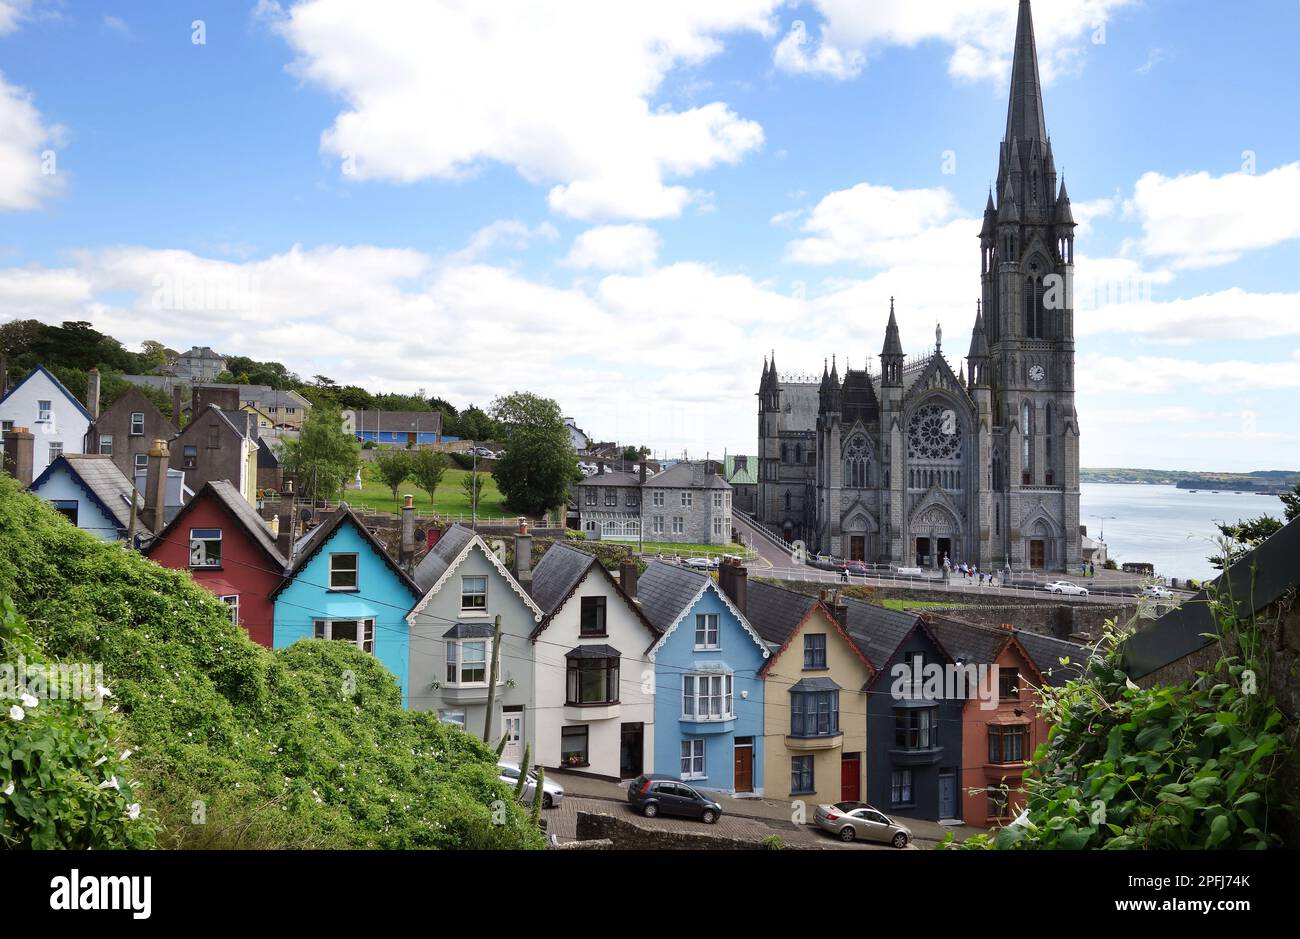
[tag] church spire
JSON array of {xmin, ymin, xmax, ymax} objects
[
  {"xmin": 881, "ymin": 298, "xmax": 904, "ymax": 387},
  {"xmin": 1005, "ymin": 0, "xmax": 1047, "ymax": 146}
]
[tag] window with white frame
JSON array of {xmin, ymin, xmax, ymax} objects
[
  {"xmin": 681, "ymin": 492, "xmax": 692, "ymax": 508},
  {"xmin": 682, "ymin": 673, "xmax": 733, "ymax": 720},
  {"xmin": 604, "ymin": 489, "xmax": 618, "ymax": 507},
  {"xmin": 713, "ymin": 492, "xmax": 723, "ymax": 509},
  {"xmin": 694, "ymin": 613, "xmax": 719, "ymax": 649},
  {"xmin": 445, "ymin": 639, "xmax": 489, "ymax": 685},
  {"xmin": 329, "ymin": 553, "xmax": 358, "ymax": 590},
  {"xmin": 134, "ymin": 453, "xmax": 149, "ymax": 471},
  {"xmin": 130, "ymin": 412, "xmax": 145, "ymax": 436},
  {"xmin": 672, "ymin": 517, "xmax": 684, "ymax": 535},
  {"xmin": 0, "ymin": 420, "xmax": 12, "ymax": 433},
  {"xmin": 652, "ymin": 491, "xmax": 664, "ymax": 507},
  {"xmin": 48, "ymin": 441, "xmax": 63, "ymax": 462},
  {"xmin": 313, "ymin": 619, "xmax": 375, "ymax": 653},
  {"xmin": 219, "ymin": 595, "xmax": 240, "ymax": 624},
  {"xmin": 37, "ymin": 400, "xmax": 51, "ymax": 422},
  {"xmin": 98, "ymin": 434, "xmax": 114, "ymax": 455},
  {"xmin": 680, "ymin": 739, "xmax": 705, "ymax": 779},
  {"xmin": 652, "ymin": 516, "xmax": 664, "ymax": 535},
  {"xmin": 189, "ymin": 528, "xmax": 222, "ymax": 568},
  {"xmin": 461, "ymin": 575, "xmax": 487, "ymax": 612}
]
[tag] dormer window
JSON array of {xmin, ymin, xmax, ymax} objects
[{"xmin": 329, "ymin": 553, "xmax": 358, "ymax": 590}]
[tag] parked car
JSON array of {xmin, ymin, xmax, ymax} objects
[
  {"xmin": 1140, "ymin": 585, "xmax": 1173, "ymax": 600},
  {"xmin": 1044, "ymin": 581, "xmax": 1089, "ymax": 596},
  {"xmin": 845, "ymin": 561, "xmax": 869, "ymax": 577},
  {"xmin": 627, "ymin": 775, "xmax": 722, "ymax": 824},
  {"xmin": 497, "ymin": 761, "xmax": 565, "ymax": 809},
  {"xmin": 684, "ymin": 557, "xmax": 714, "ymax": 570},
  {"xmin": 813, "ymin": 802, "xmax": 911, "ymax": 847}
]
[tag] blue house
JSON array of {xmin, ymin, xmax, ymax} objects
[
  {"xmin": 29, "ymin": 454, "xmax": 142, "ymax": 542},
  {"xmin": 636, "ymin": 560, "xmax": 769, "ymax": 796},
  {"xmin": 272, "ymin": 505, "xmax": 422, "ymax": 705}
]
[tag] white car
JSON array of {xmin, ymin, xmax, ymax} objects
[
  {"xmin": 1141, "ymin": 585, "xmax": 1173, "ymax": 600},
  {"xmin": 684, "ymin": 557, "xmax": 715, "ymax": 570},
  {"xmin": 1045, "ymin": 581, "xmax": 1089, "ymax": 596},
  {"xmin": 497, "ymin": 761, "xmax": 565, "ymax": 809}
]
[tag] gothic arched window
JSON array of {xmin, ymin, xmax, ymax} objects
[
  {"xmin": 784, "ymin": 491, "xmax": 792, "ymax": 511},
  {"xmin": 1045, "ymin": 403, "xmax": 1055, "ymax": 485},
  {"xmin": 1021, "ymin": 401, "xmax": 1034, "ymax": 484},
  {"xmin": 1024, "ymin": 278, "xmax": 1045, "ymax": 339},
  {"xmin": 844, "ymin": 435, "xmax": 871, "ymax": 489}
]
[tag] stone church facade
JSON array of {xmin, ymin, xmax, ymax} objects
[{"xmin": 756, "ymin": 0, "xmax": 1081, "ymax": 573}]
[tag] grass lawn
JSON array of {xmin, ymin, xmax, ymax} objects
[
  {"xmin": 637, "ymin": 541, "xmax": 757, "ymax": 559},
  {"xmin": 346, "ymin": 462, "xmax": 515, "ymax": 519},
  {"xmin": 878, "ymin": 599, "xmax": 971, "ymax": 611}
]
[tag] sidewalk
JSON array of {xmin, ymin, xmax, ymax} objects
[{"xmin": 547, "ymin": 770, "xmax": 985, "ymax": 846}]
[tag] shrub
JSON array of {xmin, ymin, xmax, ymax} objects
[{"xmin": 0, "ymin": 477, "xmax": 544, "ymax": 850}]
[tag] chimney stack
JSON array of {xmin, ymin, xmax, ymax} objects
[
  {"xmin": 619, "ymin": 557, "xmax": 639, "ymax": 599},
  {"xmin": 143, "ymin": 438, "xmax": 169, "ymax": 534},
  {"xmin": 2, "ymin": 426, "xmax": 35, "ymax": 486},
  {"xmin": 639, "ymin": 458, "xmax": 646, "ymax": 486},
  {"xmin": 87, "ymin": 367, "xmax": 101, "ymax": 421},
  {"xmin": 513, "ymin": 517, "xmax": 533, "ymax": 588},
  {"xmin": 399, "ymin": 494, "xmax": 416, "ymax": 571},
  {"xmin": 171, "ymin": 384, "xmax": 183, "ymax": 432},
  {"xmin": 824, "ymin": 588, "xmax": 848, "ymax": 628},
  {"xmin": 276, "ymin": 488, "xmax": 296, "ymax": 562},
  {"xmin": 597, "ymin": 460, "xmax": 605, "ymax": 475},
  {"xmin": 718, "ymin": 558, "xmax": 748, "ymax": 617}
]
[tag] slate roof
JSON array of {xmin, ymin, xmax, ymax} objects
[
  {"xmin": 1016, "ymin": 629, "xmax": 1090, "ymax": 686},
  {"xmin": 145, "ymin": 479, "xmax": 285, "ymax": 567},
  {"xmin": 577, "ymin": 471, "xmax": 640, "ymax": 488},
  {"xmin": 275, "ymin": 503, "xmax": 419, "ymax": 598},
  {"xmin": 528, "ymin": 541, "xmax": 600, "ymax": 615},
  {"xmin": 443, "ymin": 622, "xmax": 495, "ymax": 639},
  {"xmin": 1123, "ymin": 515, "xmax": 1300, "ymax": 679},
  {"xmin": 636, "ymin": 561, "xmax": 709, "ymax": 632},
  {"xmin": 565, "ymin": 643, "xmax": 622, "ymax": 659},
  {"xmin": 643, "ymin": 461, "xmax": 730, "ymax": 491},
  {"xmin": 350, "ymin": 410, "xmax": 443, "ymax": 435},
  {"xmin": 413, "ymin": 523, "xmax": 477, "ymax": 593},
  {"xmin": 746, "ymin": 580, "xmax": 817, "ymax": 645},
  {"xmin": 32, "ymin": 454, "xmax": 144, "ymax": 535},
  {"xmin": 840, "ymin": 597, "xmax": 925, "ymax": 667}
]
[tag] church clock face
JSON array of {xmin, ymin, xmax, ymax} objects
[{"xmin": 1029, "ymin": 364, "xmax": 1046, "ymax": 384}]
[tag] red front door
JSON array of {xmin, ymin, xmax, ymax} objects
[{"xmin": 841, "ymin": 754, "xmax": 861, "ymax": 802}]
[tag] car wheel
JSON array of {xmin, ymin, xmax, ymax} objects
[
  {"xmin": 839, "ymin": 826, "xmax": 856, "ymax": 843},
  {"xmin": 542, "ymin": 793, "xmax": 553, "ymax": 810},
  {"xmin": 701, "ymin": 810, "xmax": 717, "ymax": 824},
  {"xmin": 642, "ymin": 803, "xmax": 658, "ymax": 818},
  {"xmin": 892, "ymin": 832, "xmax": 909, "ymax": 849}
]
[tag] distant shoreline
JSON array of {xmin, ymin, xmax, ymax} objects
[{"xmin": 1082, "ymin": 469, "xmax": 1298, "ymax": 494}]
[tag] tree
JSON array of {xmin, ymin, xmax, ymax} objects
[
  {"xmin": 1210, "ymin": 484, "xmax": 1300, "ymax": 569},
  {"xmin": 450, "ymin": 404, "xmax": 500, "ymax": 442},
  {"xmin": 462, "ymin": 470, "xmax": 485, "ymax": 514},
  {"xmin": 410, "ymin": 449, "xmax": 448, "ymax": 507},
  {"xmin": 489, "ymin": 392, "xmax": 581, "ymax": 517},
  {"xmin": 373, "ymin": 450, "xmax": 414, "ymax": 504},
  {"xmin": 337, "ymin": 385, "xmax": 376, "ymax": 411},
  {"xmin": 373, "ymin": 392, "xmax": 433, "ymax": 412},
  {"xmin": 276, "ymin": 400, "xmax": 360, "ymax": 502}
]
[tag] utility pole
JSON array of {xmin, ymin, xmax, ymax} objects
[
  {"xmin": 482, "ymin": 614, "xmax": 502, "ymax": 743},
  {"xmin": 471, "ymin": 448, "xmax": 479, "ymax": 529}
]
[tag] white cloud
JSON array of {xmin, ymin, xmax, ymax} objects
[
  {"xmin": 265, "ymin": 0, "xmax": 779, "ymax": 220},
  {"xmin": 102, "ymin": 15, "xmax": 131, "ymax": 37},
  {"xmin": 0, "ymin": 5, "xmax": 65, "ymax": 213},
  {"xmin": 564, "ymin": 225, "xmax": 661, "ymax": 272},
  {"xmin": 1078, "ymin": 352, "xmax": 1300, "ymax": 396},
  {"xmin": 787, "ymin": 182, "xmax": 964, "ymax": 267},
  {"xmin": 1128, "ymin": 163, "xmax": 1300, "ymax": 268},
  {"xmin": 0, "ymin": 1, "xmax": 29, "ymax": 35},
  {"xmin": 448, "ymin": 219, "xmax": 559, "ymax": 264},
  {"xmin": 774, "ymin": 0, "xmax": 1136, "ymax": 84}
]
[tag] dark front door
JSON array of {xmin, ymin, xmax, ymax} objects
[
  {"xmin": 1029, "ymin": 540, "xmax": 1045, "ymax": 570},
  {"xmin": 841, "ymin": 754, "xmax": 861, "ymax": 802},
  {"xmin": 733, "ymin": 740, "xmax": 754, "ymax": 793},
  {"xmin": 849, "ymin": 536, "xmax": 866, "ymax": 562},
  {"xmin": 937, "ymin": 538, "xmax": 952, "ymax": 567},
  {"xmin": 939, "ymin": 769, "xmax": 957, "ymax": 819},
  {"xmin": 916, "ymin": 537, "xmax": 931, "ymax": 567},
  {"xmin": 620, "ymin": 723, "xmax": 643, "ymax": 779}
]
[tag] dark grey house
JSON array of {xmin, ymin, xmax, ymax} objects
[{"xmin": 88, "ymin": 385, "xmax": 174, "ymax": 481}]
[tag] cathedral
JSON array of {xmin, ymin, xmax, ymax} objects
[{"xmin": 756, "ymin": 0, "xmax": 1081, "ymax": 573}]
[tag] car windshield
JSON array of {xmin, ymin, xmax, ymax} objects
[
  {"xmin": 833, "ymin": 802, "xmax": 863, "ymax": 812},
  {"xmin": 499, "ymin": 767, "xmax": 518, "ymax": 780}
]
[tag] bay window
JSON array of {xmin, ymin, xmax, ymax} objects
[
  {"xmin": 313, "ymin": 619, "xmax": 375, "ymax": 654},
  {"xmin": 682, "ymin": 673, "xmax": 733, "ymax": 720}
]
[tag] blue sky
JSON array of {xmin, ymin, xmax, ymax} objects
[{"xmin": 2, "ymin": 0, "xmax": 1299, "ymax": 470}]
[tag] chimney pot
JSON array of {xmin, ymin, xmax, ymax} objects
[
  {"xmin": 399, "ymin": 494, "xmax": 416, "ymax": 570},
  {"xmin": 87, "ymin": 368, "xmax": 101, "ymax": 421},
  {"xmin": 270, "ymin": 515, "xmax": 281, "ymax": 538},
  {"xmin": 718, "ymin": 558, "xmax": 748, "ymax": 617},
  {"xmin": 619, "ymin": 557, "xmax": 639, "ymax": 599},
  {"xmin": 143, "ymin": 439, "xmax": 170, "ymax": 535}
]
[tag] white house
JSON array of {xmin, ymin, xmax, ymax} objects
[
  {"xmin": 528, "ymin": 542, "xmax": 659, "ymax": 780},
  {"xmin": 0, "ymin": 366, "xmax": 93, "ymax": 481}
]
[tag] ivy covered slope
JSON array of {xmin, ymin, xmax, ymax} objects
[
  {"xmin": 946, "ymin": 609, "xmax": 1294, "ymax": 850},
  {"xmin": 0, "ymin": 477, "xmax": 544, "ymax": 849}
]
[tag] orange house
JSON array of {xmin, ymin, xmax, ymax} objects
[{"xmin": 929, "ymin": 620, "xmax": 1082, "ymax": 827}]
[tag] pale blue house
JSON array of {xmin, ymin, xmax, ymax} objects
[
  {"xmin": 28, "ymin": 454, "xmax": 140, "ymax": 542},
  {"xmin": 272, "ymin": 505, "xmax": 421, "ymax": 704},
  {"xmin": 637, "ymin": 561, "xmax": 769, "ymax": 796}
]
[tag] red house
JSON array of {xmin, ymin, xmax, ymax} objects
[{"xmin": 145, "ymin": 480, "xmax": 288, "ymax": 647}]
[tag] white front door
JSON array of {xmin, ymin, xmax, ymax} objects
[{"xmin": 503, "ymin": 712, "xmax": 524, "ymax": 764}]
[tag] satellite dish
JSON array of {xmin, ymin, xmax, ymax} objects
[
  {"xmin": 300, "ymin": 507, "xmax": 313, "ymax": 524},
  {"xmin": 414, "ymin": 528, "xmax": 426, "ymax": 542}
]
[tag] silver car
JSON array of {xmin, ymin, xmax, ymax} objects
[
  {"xmin": 814, "ymin": 802, "xmax": 912, "ymax": 847},
  {"xmin": 497, "ymin": 761, "xmax": 565, "ymax": 808}
]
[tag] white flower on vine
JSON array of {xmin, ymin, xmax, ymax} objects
[
  {"xmin": 8, "ymin": 705, "xmax": 23, "ymax": 721},
  {"xmin": 93, "ymin": 756, "xmax": 108, "ymax": 767},
  {"xmin": 126, "ymin": 803, "xmax": 141, "ymax": 821},
  {"xmin": 98, "ymin": 777, "xmax": 121, "ymax": 791},
  {"xmin": 20, "ymin": 692, "xmax": 38, "ymax": 708},
  {"xmin": 2, "ymin": 781, "xmax": 13, "ymax": 796},
  {"xmin": 96, "ymin": 684, "xmax": 113, "ymax": 699}
]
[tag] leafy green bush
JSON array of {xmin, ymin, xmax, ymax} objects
[
  {"xmin": 0, "ymin": 477, "xmax": 544, "ymax": 849},
  {"xmin": 943, "ymin": 596, "xmax": 1293, "ymax": 850},
  {"xmin": 1, "ymin": 595, "xmax": 155, "ymax": 848}
]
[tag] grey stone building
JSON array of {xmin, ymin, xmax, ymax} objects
[
  {"xmin": 576, "ymin": 461, "xmax": 733, "ymax": 545},
  {"xmin": 88, "ymin": 385, "xmax": 175, "ymax": 481},
  {"xmin": 757, "ymin": 0, "xmax": 1080, "ymax": 572}
]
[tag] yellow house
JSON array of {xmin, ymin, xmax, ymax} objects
[
  {"xmin": 761, "ymin": 601, "xmax": 875, "ymax": 807},
  {"xmin": 241, "ymin": 402, "xmax": 274, "ymax": 433}
]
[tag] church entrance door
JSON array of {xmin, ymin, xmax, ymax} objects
[
  {"xmin": 1029, "ymin": 540, "xmax": 1045, "ymax": 570},
  {"xmin": 849, "ymin": 536, "xmax": 866, "ymax": 562},
  {"xmin": 916, "ymin": 537, "xmax": 932, "ymax": 568}
]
